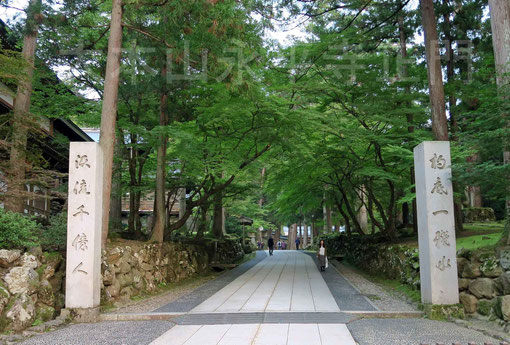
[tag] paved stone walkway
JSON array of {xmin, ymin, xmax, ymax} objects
[
  {"xmin": 191, "ymin": 251, "xmax": 340, "ymax": 313},
  {"xmin": 19, "ymin": 250, "xmax": 503, "ymax": 345},
  {"xmin": 155, "ymin": 251, "xmax": 268, "ymax": 313},
  {"xmin": 150, "ymin": 323, "xmax": 356, "ymax": 345}
]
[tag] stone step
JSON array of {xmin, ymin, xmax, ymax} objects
[
  {"xmin": 148, "ymin": 323, "xmax": 357, "ymax": 345},
  {"xmin": 100, "ymin": 310, "xmax": 424, "ymax": 322}
]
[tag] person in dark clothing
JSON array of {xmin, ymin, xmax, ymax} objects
[
  {"xmin": 295, "ymin": 238, "xmax": 301, "ymax": 250},
  {"xmin": 268, "ymin": 237, "xmax": 274, "ymax": 256}
]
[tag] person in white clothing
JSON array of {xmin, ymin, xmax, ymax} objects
[{"xmin": 317, "ymin": 240, "xmax": 327, "ymax": 272}]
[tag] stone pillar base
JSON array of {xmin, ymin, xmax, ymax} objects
[
  {"xmin": 61, "ymin": 307, "xmax": 100, "ymax": 323},
  {"xmin": 423, "ymin": 303, "xmax": 465, "ymax": 321}
]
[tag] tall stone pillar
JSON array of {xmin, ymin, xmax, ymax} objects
[
  {"xmin": 65, "ymin": 143, "xmax": 103, "ymax": 319},
  {"xmin": 414, "ymin": 141, "xmax": 459, "ymax": 305}
]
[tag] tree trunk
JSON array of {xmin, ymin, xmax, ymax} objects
[
  {"xmin": 100, "ymin": 0, "xmax": 123, "ymax": 247},
  {"xmin": 443, "ymin": 2, "xmax": 458, "ymax": 137},
  {"xmin": 466, "ymin": 153, "xmax": 483, "ymax": 207},
  {"xmin": 289, "ymin": 224, "xmax": 297, "ymax": 250},
  {"xmin": 221, "ymin": 207, "xmax": 226, "ymax": 235},
  {"xmin": 6, "ymin": 0, "xmax": 41, "ymax": 213},
  {"xmin": 441, "ymin": 3, "xmax": 466, "ymax": 235},
  {"xmin": 338, "ymin": 189, "xmax": 363, "ymax": 233},
  {"xmin": 420, "ymin": 0, "xmax": 449, "ymax": 141},
  {"xmin": 212, "ymin": 191, "xmax": 223, "ymax": 238},
  {"xmin": 488, "ymin": 0, "xmax": 510, "ymax": 244},
  {"xmin": 178, "ymin": 187, "xmax": 187, "ymax": 224},
  {"xmin": 398, "ymin": 11, "xmax": 418, "ymax": 234},
  {"xmin": 469, "ymin": 186, "xmax": 483, "ymax": 207},
  {"xmin": 196, "ymin": 202, "xmax": 208, "ymax": 239},
  {"xmin": 298, "ymin": 220, "xmax": 302, "ymax": 244},
  {"xmin": 127, "ymin": 148, "xmax": 144, "ymax": 239},
  {"xmin": 150, "ymin": 63, "xmax": 168, "ymax": 243},
  {"xmin": 357, "ymin": 186, "xmax": 368, "ymax": 233},
  {"xmin": 303, "ymin": 222, "xmax": 308, "ymax": 247},
  {"xmin": 109, "ymin": 129, "xmax": 123, "ymax": 232},
  {"xmin": 335, "ymin": 197, "xmax": 352, "ymax": 237},
  {"xmin": 128, "ymin": 186, "xmax": 136, "ymax": 234},
  {"xmin": 322, "ymin": 204, "xmax": 327, "ymax": 232},
  {"xmin": 134, "ymin": 191, "xmax": 142, "ymax": 237},
  {"xmin": 258, "ymin": 167, "xmax": 266, "ymax": 207},
  {"xmin": 369, "ymin": 197, "xmax": 376, "ymax": 235},
  {"xmin": 454, "ymin": 202, "xmax": 464, "ymax": 236},
  {"xmin": 364, "ymin": 184, "xmax": 387, "ymax": 232},
  {"xmin": 387, "ymin": 180, "xmax": 397, "ymax": 237},
  {"xmin": 326, "ymin": 205, "xmax": 332, "ymax": 233}
]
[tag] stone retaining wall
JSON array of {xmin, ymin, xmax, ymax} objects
[
  {"xmin": 0, "ymin": 248, "xmax": 65, "ymax": 332},
  {"xmin": 0, "ymin": 238, "xmax": 244, "ymax": 333},
  {"xmin": 462, "ymin": 207, "xmax": 496, "ymax": 223},
  {"xmin": 457, "ymin": 250, "xmax": 509, "ymax": 325},
  {"xmin": 321, "ymin": 234, "xmax": 509, "ymax": 330},
  {"xmin": 102, "ymin": 241, "xmax": 210, "ymax": 303}
]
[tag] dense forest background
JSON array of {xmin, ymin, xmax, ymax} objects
[{"xmin": 0, "ymin": 0, "xmax": 508, "ymax": 248}]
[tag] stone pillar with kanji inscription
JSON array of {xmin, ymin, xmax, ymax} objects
[
  {"xmin": 414, "ymin": 141, "xmax": 459, "ymax": 305},
  {"xmin": 65, "ymin": 143, "xmax": 103, "ymax": 313}
]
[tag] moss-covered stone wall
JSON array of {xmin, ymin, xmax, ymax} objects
[
  {"xmin": 0, "ymin": 237, "xmax": 245, "ymax": 333},
  {"xmin": 320, "ymin": 234, "xmax": 509, "ymax": 329}
]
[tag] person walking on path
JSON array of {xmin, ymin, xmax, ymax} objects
[
  {"xmin": 295, "ymin": 238, "xmax": 301, "ymax": 250},
  {"xmin": 268, "ymin": 237, "xmax": 274, "ymax": 256},
  {"xmin": 277, "ymin": 240, "xmax": 282, "ymax": 250},
  {"xmin": 317, "ymin": 239, "xmax": 327, "ymax": 272}
]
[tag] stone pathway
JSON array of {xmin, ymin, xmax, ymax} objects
[
  {"xmin": 155, "ymin": 251, "xmax": 267, "ymax": 313},
  {"xmin": 190, "ymin": 251, "xmax": 339, "ymax": 313},
  {"xmin": 149, "ymin": 251, "xmax": 357, "ymax": 344},
  {"xmin": 149, "ymin": 323, "xmax": 356, "ymax": 345},
  {"xmin": 18, "ymin": 250, "xmax": 503, "ymax": 345}
]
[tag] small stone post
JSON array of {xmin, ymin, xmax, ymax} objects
[
  {"xmin": 65, "ymin": 142, "xmax": 103, "ymax": 321},
  {"xmin": 414, "ymin": 141, "xmax": 459, "ymax": 305}
]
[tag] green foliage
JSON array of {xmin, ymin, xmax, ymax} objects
[
  {"xmin": 424, "ymin": 304, "xmax": 465, "ymax": 321},
  {"xmin": 225, "ymin": 216, "xmax": 250, "ymax": 237},
  {"xmin": 0, "ymin": 49, "xmax": 24, "ymax": 87},
  {"xmin": 344, "ymin": 261, "xmax": 422, "ymax": 304},
  {"xmin": 477, "ymin": 299, "xmax": 495, "ymax": 316},
  {"xmin": 1, "ymin": 0, "xmax": 507, "ymax": 245},
  {"xmin": 319, "ymin": 234, "xmax": 422, "ymax": 290},
  {"xmin": 40, "ymin": 212, "xmax": 67, "ymax": 252},
  {"xmin": 456, "ymin": 233, "xmax": 501, "ymax": 251},
  {"xmin": 0, "ymin": 208, "xmax": 38, "ymax": 250}
]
